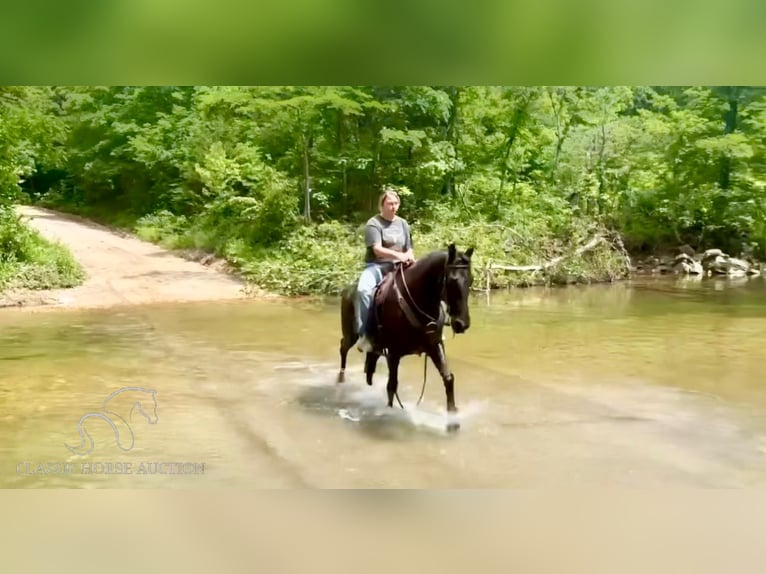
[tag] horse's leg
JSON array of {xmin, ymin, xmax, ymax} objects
[
  {"xmin": 385, "ymin": 354, "xmax": 401, "ymax": 408},
  {"xmin": 427, "ymin": 342, "xmax": 460, "ymax": 431},
  {"xmin": 364, "ymin": 352, "xmax": 380, "ymax": 386},
  {"xmin": 338, "ymin": 287, "xmax": 357, "ymax": 383},
  {"xmin": 338, "ymin": 335, "xmax": 354, "ymax": 383}
]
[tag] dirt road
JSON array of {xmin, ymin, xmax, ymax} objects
[{"xmin": 1, "ymin": 205, "xmax": 259, "ymax": 310}]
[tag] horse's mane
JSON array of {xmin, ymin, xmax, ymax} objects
[
  {"xmin": 415, "ymin": 248, "xmax": 449, "ymax": 268},
  {"xmin": 402, "ymin": 249, "xmax": 452, "ymax": 289}
]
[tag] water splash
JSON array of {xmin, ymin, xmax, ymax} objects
[
  {"xmin": 335, "ymin": 382, "xmax": 489, "ymax": 434},
  {"xmin": 337, "ymin": 409, "xmax": 360, "ymax": 422}
]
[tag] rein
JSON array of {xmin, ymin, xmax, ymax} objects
[
  {"xmin": 394, "ymin": 259, "xmax": 470, "ymax": 334},
  {"xmin": 389, "ymin": 257, "xmax": 471, "ymax": 407}
]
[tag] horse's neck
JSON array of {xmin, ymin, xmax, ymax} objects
[
  {"xmin": 404, "ymin": 256, "xmax": 445, "ymax": 316},
  {"xmin": 105, "ymin": 388, "xmax": 153, "ymax": 411}
]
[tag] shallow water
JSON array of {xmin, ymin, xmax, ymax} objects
[{"xmin": 2, "ymin": 275, "xmax": 766, "ymax": 487}]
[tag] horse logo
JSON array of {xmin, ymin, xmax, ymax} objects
[{"xmin": 64, "ymin": 387, "xmax": 159, "ymax": 456}]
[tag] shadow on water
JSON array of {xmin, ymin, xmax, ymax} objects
[{"xmin": 293, "ymin": 375, "xmax": 476, "ymax": 442}]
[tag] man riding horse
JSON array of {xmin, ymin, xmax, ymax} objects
[
  {"xmin": 342, "ymin": 184, "xmax": 475, "ymax": 430},
  {"xmin": 354, "ymin": 186, "xmax": 414, "ymax": 353}
]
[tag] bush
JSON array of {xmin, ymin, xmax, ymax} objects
[
  {"xmin": 0, "ymin": 208, "xmax": 85, "ymax": 290},
  {"xmin": 135, "ymin": 210, "xmax": 189, "ymax": 245},
  {"xmin": 239, "ymin": 221, "xmax": 362, "ymax": 295}
]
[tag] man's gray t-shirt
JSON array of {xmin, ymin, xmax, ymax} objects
[{"xmin": 364, "ymin": 215, "xmax": 412, "ymax": 264}]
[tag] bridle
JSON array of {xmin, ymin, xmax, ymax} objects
[
  {"xmin": 388, "ymin": 258, "xmax": 471, "ymax": 408},
  {"xmin": 393, "ymin": 258, "xmax": 471, "ymax": 336}
]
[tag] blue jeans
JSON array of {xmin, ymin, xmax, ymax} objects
[{"xmin": 355, "ymin": 263, "xmax": 387, "ymax": 337}]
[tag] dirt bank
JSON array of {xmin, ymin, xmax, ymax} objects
[{"xmin": 1, "ymin": 205, "xmax": 269, "ymax": 311}]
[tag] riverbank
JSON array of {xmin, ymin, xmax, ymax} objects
[
  {"xmin": 0, "ymin": 206, "xmax": 278, "ymax": 311},
  {"xmin": 38, "ymin": 200, "xmax": 634, "ymax": 294},
  {"xmin": 2, "ymin": 204, "xmax": 718, "ymax": 312}
]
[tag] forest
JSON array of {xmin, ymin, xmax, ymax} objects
[{"xmin": 1, "ymin": 86, "xmax": 764, "ymax": 295}]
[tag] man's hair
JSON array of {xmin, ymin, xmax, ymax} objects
[{"xmin": 378, "ymin": 186, "xmax": 400, "ymax": 208}]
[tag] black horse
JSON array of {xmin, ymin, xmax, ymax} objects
[{"xmin": 338, "ymin": 244, "xmax": 474, "ymax": 431}]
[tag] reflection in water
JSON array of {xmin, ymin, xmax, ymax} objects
[{"xmin": 2, "ymin": 276, "xmax": 766, "ymax": 487}]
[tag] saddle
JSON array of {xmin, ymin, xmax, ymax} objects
[
  {"xmin": 368, "ymin": 262, "xmax": 447, "ymax": 347},
  {"xmin": 367, "ymin": 265, "xmax": 398, "ymax": 339}
]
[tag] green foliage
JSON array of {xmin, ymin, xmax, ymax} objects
[
  {"xmin": 0, "ymin": 207, "xmax": 85, "ymax": 291},
  {"xmin": 0, "ymin": 87, "xmax": 67, "ymax": 205},
  {"xmin": 134, "ymin": 210, "xmax": 188, "ymax": 244},
  {"xmin": 7, "ymin": 85, "xmax": 766, "ymax": 295},
  {"xmin": 239, "ymin": 221, "xmax": 363, "ymax": 295}
]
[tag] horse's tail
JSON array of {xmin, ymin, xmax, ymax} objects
[
  {"xmin": 64, "ymin": 416, "xmax": 97, "ymax": 456},
  {"xmin": 64, "ymin": 412, "xmax": 133, "ymax": 456},
  {"xmin": 338, "ymin": 283, "xmax": 359, "ymax": 382},
  {"xmin": 340, "ymin": 283, "xmax": 358, "ymax": 339}
]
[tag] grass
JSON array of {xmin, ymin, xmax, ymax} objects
[
  {"xmin": 127, "ymin": 210, "xmax": 630, "ymax": 296},
  {"xmin": 26, "ymin": 198, "xmax": 631, "ymax": 297},
  {"xmin": 0, "ymin": 208, "xmax": 85, "ymax": 292}
]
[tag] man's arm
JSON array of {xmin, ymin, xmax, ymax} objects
[
  {"xmin": 366, "ymin": 219, "xmax": 414, "ymax": 262},
  {"xmin": 402, "ymin": 220, "xmax": 415, "ymax": 262},
  {"xmin": 366, "ymin": 223, "xmax": 407, "ymax": 262},
  {"xmin": 372, "ymin": 243, "xmax": 411, "ymax": 261}
]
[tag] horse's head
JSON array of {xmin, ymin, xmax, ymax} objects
[
  {"xmin": 136, "ymin": 390, "xmax": 159, "ymax": 424},
  {"xmin": 444, "ymin": 243, "xmax": 474, "ymax": 334}
]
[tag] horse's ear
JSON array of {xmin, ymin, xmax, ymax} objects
[
  {"xmin": 465, "ymin": 247, "xmax": 474, "ymax": 258},
  {"xmin": 448, "ymin": 243, "xmax": 456, "ymax": 262}
]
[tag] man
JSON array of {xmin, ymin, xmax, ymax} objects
[{"xmin": 355, "ymin": 186, "xmax": 415, "ymax": 352}]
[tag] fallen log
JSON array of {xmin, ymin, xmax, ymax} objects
[
  {"xmin": 486, "ymin": 264, "xmax": 543, "ymax": 272},
  {"xmin": 489, "ymin": 235, "xmax": 607, "ymax": 273},
  {"xmin": 482, "ymin": 233, "xmax": 631, "ymax": 291}
]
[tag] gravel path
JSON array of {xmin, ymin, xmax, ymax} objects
[{"xmin": 1, "ymin": 205, "xmax": 258, "ymax": 310}]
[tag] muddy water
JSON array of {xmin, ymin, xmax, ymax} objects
[{"xmin": 2, "ymin": 275, "xmax": 766, "ymax": 488}]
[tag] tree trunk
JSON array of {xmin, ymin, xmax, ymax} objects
[
  {"xmin": 496, "ymin": 100, "xmax": 529, "ymax": 214},
  {"xmin": 303, "ymin": 133, "xmax": 312, "ymax": 223},
  {"xmin": 596, "ymin": 122, "xmax": 607, "ymax": 215},
  {"xmin": 548, "ymin": 87, "xmax": 575, "ymax": 182},
  {"xmin": 445, "ymin": 86, "xmax": 461, "ymax": 197},
  {"xmin": 369, "ymin": 122, "xmax": 381, "ymax": 212},
  {"xmin": 342, "ymin": 160, "xmax": 348, "ymax": 215},
  {"xmin": 720, "ymin": 88, "xmax": 738, "ymax": 191}
]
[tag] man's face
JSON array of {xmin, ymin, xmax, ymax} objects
[{"xmin": 381, "ymin": 195, "xmax": 399, "ymax": 219}]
